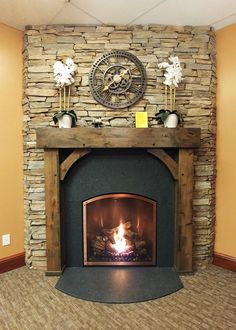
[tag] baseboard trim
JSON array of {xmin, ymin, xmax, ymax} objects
[
  {"xmin": 0, "ymin": 252, "xmax": 25, "ymax": 274},
  {"xmin": 213, "ymin": 252, "xmax": 236, "ymax": 272}
]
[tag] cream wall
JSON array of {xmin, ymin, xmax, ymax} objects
[
  {"xmin": 0, "ymin": 24, "xmax": 24, "ymax": 259},
  {"xmin": 215, "ymin": 24, "xmax": 236, "ymax": 258}
]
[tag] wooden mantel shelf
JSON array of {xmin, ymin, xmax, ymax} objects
[{"xmin": 36, "ymin": 127, "xmax": 201, "ymax": 149}]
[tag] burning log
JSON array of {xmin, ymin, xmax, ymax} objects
[
  {"xmin": 134, "ymin": 240, "xmax": 146, "ymax": 250},
  {"xmin": 91, "ymin": 220, "xmax": 149, "ymax": 261},
  {"xmin": 102, "ymin": 221, "xmax": 131, "ymax": 244},
  {"xmin": 106, "ymin": 241, "xmax": 116, "ymax": 253},
  {"xmin": 92, "ymin": 236, "xmax": 106, "ymax": 255},
  {"xmin": 101, "ymin": 229, "xmax": 115, "ymax": 244}
]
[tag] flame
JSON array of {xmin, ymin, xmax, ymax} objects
[
  {"xmin": 100, "ymin": 216, "xmax": 103, "ymax": 228},
  {"xmin": 112, "ymin": 223, "xmax": 129, "ymax": 254}
]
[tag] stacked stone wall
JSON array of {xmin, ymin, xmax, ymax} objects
[{"xmin": 23, "ymin": 24, "xmax": 216, "ymax": 269}]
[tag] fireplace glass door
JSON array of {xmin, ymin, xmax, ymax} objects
[{"xmin": 83, "ymin": 193, "xmax": 157, "ymax": 266}]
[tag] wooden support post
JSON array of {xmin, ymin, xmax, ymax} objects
[
  {"xmin": 44, "ymin": 149, "xmax": 62, "ymax": 275},
  {"xmin": 176, "ymin": 149, "xmax": 194, "ymax": 272}
]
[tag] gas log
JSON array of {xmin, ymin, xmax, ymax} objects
[{"xmin": 91, "ymin": 221, "xmax": 148, "ymax": 259}]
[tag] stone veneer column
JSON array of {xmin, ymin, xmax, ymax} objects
[{"xmin": 22, "ymin": 24, "xmax": 216, "ymax": 270}]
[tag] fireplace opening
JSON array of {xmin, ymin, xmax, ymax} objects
[
  {"xmin": 83, "ymin": 193, "xmax": 157, "ymax": 266},
  {"xmin": 63, "ymin": 149, "xmax": 175, "ymax": 268}
]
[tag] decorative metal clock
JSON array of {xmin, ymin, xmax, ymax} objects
[{"xmin": 88, "ymin": 51, "xmax": 146, "ymax": 109}]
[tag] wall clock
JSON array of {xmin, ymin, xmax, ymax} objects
[{"xmin": 89, "ymin": 50, "xmax": 146, "ymax": 109}]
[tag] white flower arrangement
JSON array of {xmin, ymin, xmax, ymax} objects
[
  {"xmin": 158, "ymin": 56, "xmax": 183, "ymax": 87},
  {"xmin": 53, "ymin": 58, "xmax": 77, "ymax": 112},
  {"xmin": 53, "ymin": 58, "xmax": 77, "ymax": 88},
  {"xmin": 158, "ymin": 56, "xmax": 183, "ymax": 111}
]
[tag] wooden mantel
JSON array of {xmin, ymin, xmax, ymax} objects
[
  {"xmin": 36, "ymin": 127, "xmax": 200, "ymax": 149},
  {"xmin": 36, "ymin": 127, "xmax": 201, "ymax": 275}
]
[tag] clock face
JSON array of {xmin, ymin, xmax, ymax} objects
[{"xmin": 89, "ymin": 51, "xmax": 146, "ymax": 109}]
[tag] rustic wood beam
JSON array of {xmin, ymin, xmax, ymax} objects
[
  {"xmin": 36, "ymin": 127, "xmax": 201, "ymax": 149},
  {"xmin": 60, "ymin": 149, "xmax": 91, "ymax": 180},
  {"xmin": 44, "ymin": 149, "xmax": 62, "ymax": 274},
  {"xmin": 147, "ymin": 148, "xmax": 178, "ymax": 180},
  {"xmin": 176, "ymin": 149, "xmax": 194, "ymax": 272}
]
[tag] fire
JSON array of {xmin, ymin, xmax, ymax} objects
[{"xmin": 112, "ymin": 223, "xmax": 129, "ymax": 254}]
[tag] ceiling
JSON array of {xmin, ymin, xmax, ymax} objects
[{"xmin": 1, "ymin": 0, "xmax": 236, "ymax": 31}]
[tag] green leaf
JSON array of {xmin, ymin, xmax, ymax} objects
[{"xmin": 155, "ymin": 109, "xmax": 183, "ymax": 125}]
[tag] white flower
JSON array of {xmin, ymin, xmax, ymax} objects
[
  {"xmin": 158, "ymin": 61, "xmax": 169, "ymax": 69},
  {"xmin": 158, "ymin": 56, "xmax": 183, "ymax": 88},
  {"xmin": 53, "ymin": 58, "xmax": 77, "ymax": 88},
  {"xmin": 66, "ymin": 58, "xmax": 77, "ymax": 74}
]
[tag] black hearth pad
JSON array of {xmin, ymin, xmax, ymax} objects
[{"xmin": 55, "ymin": 267, "xmax": 183, "ymax": 303}]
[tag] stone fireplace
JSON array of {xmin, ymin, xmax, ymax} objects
[{"xmin": 23, "ymin": 24, "xmax": 216, "ymax": 271}]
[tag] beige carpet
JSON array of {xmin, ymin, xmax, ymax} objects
[{"xmin": 0, "ymin": 265, "xmax": 235, "ymax": 330}]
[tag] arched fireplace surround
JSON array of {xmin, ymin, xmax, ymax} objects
[{"xmin": 62, "ymin": 149, "xmax": 174, "ymax": 268}]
